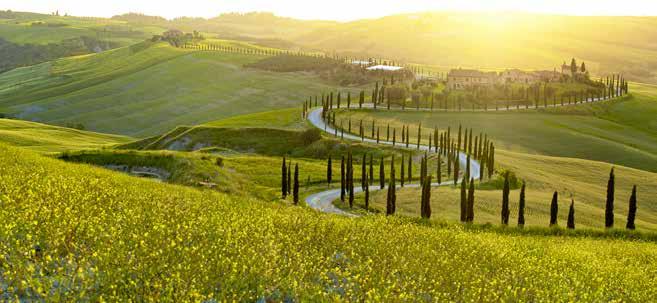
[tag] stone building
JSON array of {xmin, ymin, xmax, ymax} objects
[{"xmin": 446, "ymin": 69, "xmax": 498, "ymax": 89}]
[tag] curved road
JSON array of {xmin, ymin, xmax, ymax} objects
[
  {"xmin": 305, "ymin": 107, "xmax": 480, "ymax": 216},
  {"xmin": 304, "ymin": 91, "xmax": 621, "ymax": 215}
]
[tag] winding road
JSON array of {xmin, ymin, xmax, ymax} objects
[
  {"xmin": 304, "ymin": 107, "xmax": 480, "ymax": 216},
  {"xmin": 304, "ymin": 90, "xmax": 621, "ymax": 216}
]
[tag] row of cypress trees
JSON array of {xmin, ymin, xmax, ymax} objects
[{"xmin": 280, "ymin": 157, "xmax": 299, "ymax": 204}]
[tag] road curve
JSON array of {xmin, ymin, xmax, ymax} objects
[{"xmin": 305, "ymin": 107, "xmax": 480, "ymax": 216}]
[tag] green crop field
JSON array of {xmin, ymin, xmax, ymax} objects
[
  {"xmin": 0, "ymin": 41, "xmax": 361, "ymax": 137},
  {"xmin": 2, "ymin": 143, "xmax": 657, "ymax": 301},
  {"xmin": 0, "ymin": 118, "xmax": 131, "ymax": 153}
]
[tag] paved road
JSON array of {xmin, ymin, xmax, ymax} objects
[
  {"xmin": 304, "ymin": 91, "xmax": 621, "ymax": 215},
  {"xmin": 305, "ymin": 107, "xmax": 480, "ymax": 216}
]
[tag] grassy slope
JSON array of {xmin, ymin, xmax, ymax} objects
[
  {"xmin": 0, "ymin": 118, "xmax": 131, "ymax": 153},
  {"xmin": 2, "ymin": 143, "xmax": 657, "ymax": 300},
  {"xmin": 0, "ymin": 12, "xmax": 162, "ymax": 45},
  {"xmin": 333, "ymin": 88, "xmax": 657, "ymax": 173},
  {"xmin": 358, "ymin": 150, "xmax": 657, "ymax": 231},
  {"xmin": 0, "ymin": 42, "xmax": 358, "ymax": 137}
]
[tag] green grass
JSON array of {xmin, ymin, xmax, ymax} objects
[
  {"xmin": 333, "ymin": 89, "xmax": 657, "ymax": 173},
  {"xmin": 201, "ymin": 107, "xmax": 307, "ymax": 130},
  {"xmin": 2, "ymin": 143, "xmax": 657, "ymax": 300},
  {"xmin": 0, "ymin": 118, "xmax": 131, "ymax": 153},
  {"xmin": 349, "ymin": 150, "xmax": 657, "ymax": 231},
  {"xmin": 0, "ymin": 42, "xmax": 359, "ymax": 137},
  {"xmin": 0, "ymin": 12, "xmax": 162, "ymax": 45}
]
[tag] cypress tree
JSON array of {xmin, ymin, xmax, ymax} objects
[
  {"xmin": 379, "ymin": 157, "xmax": 385, "ymax": 189},
  {"xmin": 327, "ymin": 156, "xmax": 332, "ymax": 187},
  {"xmin": 465, "ymin": 155, "xmax": 471, "ymax": 181},
  {"xmin": 281, "ymin": 157, "xmax": 287, "ymax": 198},
  {"xmin": 460, "ymin": 179, "xmax": 467, "ymax": 222},
  {"xmin": 626, "ymin": 185, "xmax": 637, "ymax": 230},
  {"xmin": 364, "ymin": 165, "xmax": 370, "ymax": 211},
  {"xmin": 361, "ymin": 153, "xmax": 367, "ymax": 191},
  {"xmin": 421, "ymin": 176, "xmax": 432, "ymax": 219},
  {"xmin": 337, "ymin": 92, "xmax": 341, "ymax": 108},
  {"xmin": 501, "ymin": 171, "xmax": 510, "ymax": 225},
  {"xmin": 386, "ymin": 155, "xmax": 396, "ymax": 215},
  {"xmin": 567, "ymin": 199, "xmax": 575, "ymax": 229},
  {"xmin": 348, "ymin": 153, "xmax": 354, "ymax": 208},
  {"xmin": 467, "ymin": 178, "xmax": 475, "ymax": 222},
  {"xmin": 347, "ymin": 92, "xmax": 351, "ymax": 109},
  {"xmin": 386, "ymin": 124, "xmax": 390, "ymax": 142},
  {"xmin": 293, "ymin": 164, "xmax": 299, "ymax": 204},
  {"xmin": 340, "ymin": 156, "xmax": 345, "ymax": 202},
  {"xmin": 518, "ymin": 182, "xmax": 526, "ymax": 227},
  {"xmin": 605, "ymin": 167, "xmax": 615, "ymax": 228},
  {"xmin": 550, "ymin": 191, "xmax": 558, "ymax": 227},
  {"xmin": 287, "ymin": 160, "xmax": 292, "ymax": 195}
]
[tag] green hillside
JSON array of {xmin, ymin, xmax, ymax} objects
[
  {"xmin": 2, "ymin": 143, "xmax": 657, "ymax": 301},
  {"xmin": 0, "ymin": 11, "xmax": 165, "ymax": 72},
  {"xmin": 0, "ymin": 42, "xmax": 359, "ymax": 137},
  {"xmin": 332, "ymin": 87, "xmax": 657, "ymax": 172},
  {"xmin": 0, "ymin": 118, "xmax": 131, "ymax": 153}
]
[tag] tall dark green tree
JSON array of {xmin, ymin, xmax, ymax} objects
[
  {"xmin": 287, "ymin": 160, "xmax": 292, "ymax": 195},
  {"xmin": 437, "ymin": 155, "xmax": 442, "ymax": 184},
  {"xmin": 518, "ymin": 182, "xmax": 526, "ymax": 227},
  {"xmin": 460, "ymin": 178, "xmax": 467, "ymax": 222},
  {"xmin": 605, "ymin": 167, "xmax": 615, "ymax": 228},
  {"xmin": 348, "ymin": 153, "xmax": 354, "ymax": 208},
  {"xmin": 626, "ymin": 185, "xmax": 637, "ymax": 230},
  {"xmin": 364, "ymin": 166, "xmax": 370, "ymax": 211},
  {"xmin": 386, "ymin": 155, "xmax": 396, "ymax": 215},
  {"xmin": 361, "ymin": 154, "xmax": 367, "ymax": 191},
  {"xmin": 467, "ymin": 178, "xmax": 475, "ymax": 222},
  {"xmin": 567, "ymin": 199, "xmax": 575, "ymax": 229},
  {"xmin": 379, "ymin": 157, "xmax": 385, "ymax": 189},
  {"xmin": 293, "ymin": 164, "xmax": 299, "ymax": 204},
  {"xmin": 421, "ymin": 176, "xmax": 432, "ymax": 219},
  {"xmin": 453, "ymin": 155, "xmax": 460, "ymax": 185},
  {"xmin": 408, "ymin": 153, "xmax": 413, "ymax": 183},
  {"xmin": 501, "ymin": 171, "xmax": 510, "ymax": 225},
  {"xmin": 281, "ymin": 157, "xmax": 287, "ymax": 198},
  {"xmin": 340, "ymin": 156, "xmax": 345, "ymax": 202},
  {"xmin": 550, "ymin": 191, "xmax": 559, "ymax": 227}
]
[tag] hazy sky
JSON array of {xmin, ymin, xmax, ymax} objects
[{"xmin": 3, "ymin": 0, "xmax": 657, "ymax": 21}]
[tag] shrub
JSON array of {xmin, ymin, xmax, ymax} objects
[{"xmin": 300, "ymin": 128, "xmax": 322, "ymax": 145}]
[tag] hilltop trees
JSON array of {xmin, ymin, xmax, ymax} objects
[
  {"xmin": 606, "ymin": 168, "xmax": 615, "ymax": 228},
  {"xmin": 627, "ymin": 185, "xmax": 637, "ymax": 230}
]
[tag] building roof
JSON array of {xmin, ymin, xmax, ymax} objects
[
  {"xmin": 366, "ymin": 65, "xmax": 404, "ymax": 71},
  {"xmin": 448, "ymin": 69, "xmax": 497, "ymax": 78}
]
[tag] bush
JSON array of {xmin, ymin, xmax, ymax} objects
[{"xmin": 300, "ymin": 128, "xmax": 322, "ymax": 145}]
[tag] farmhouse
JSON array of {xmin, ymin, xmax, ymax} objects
[
  {"xmin": 447, "ymin": 69, "xmax": 498, "ymax": 89},
  {"xmin": 366, "ymin": 65, "xmax": 404, "ymax": 71}
]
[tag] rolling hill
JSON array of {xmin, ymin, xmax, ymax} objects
[{"xmin": 0, "ymin": 41, "xmax": 360, "ymax": 137}]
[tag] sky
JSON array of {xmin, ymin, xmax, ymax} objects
[{"xmin": 2, "ymin": 0, "xmax": 657, "ymax": 21}]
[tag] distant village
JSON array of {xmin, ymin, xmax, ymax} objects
[{"xmin": 446, "ymin": 61, "xmax": 587, "ymax": 90}]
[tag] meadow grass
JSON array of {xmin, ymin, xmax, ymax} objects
[
  {"xmin": 0, "ymin": 118, "xmax": 131, "ymax": 153},
  {"xmin": 1, "ymin": 143, "xmax": 657, "ymax": 301}
]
